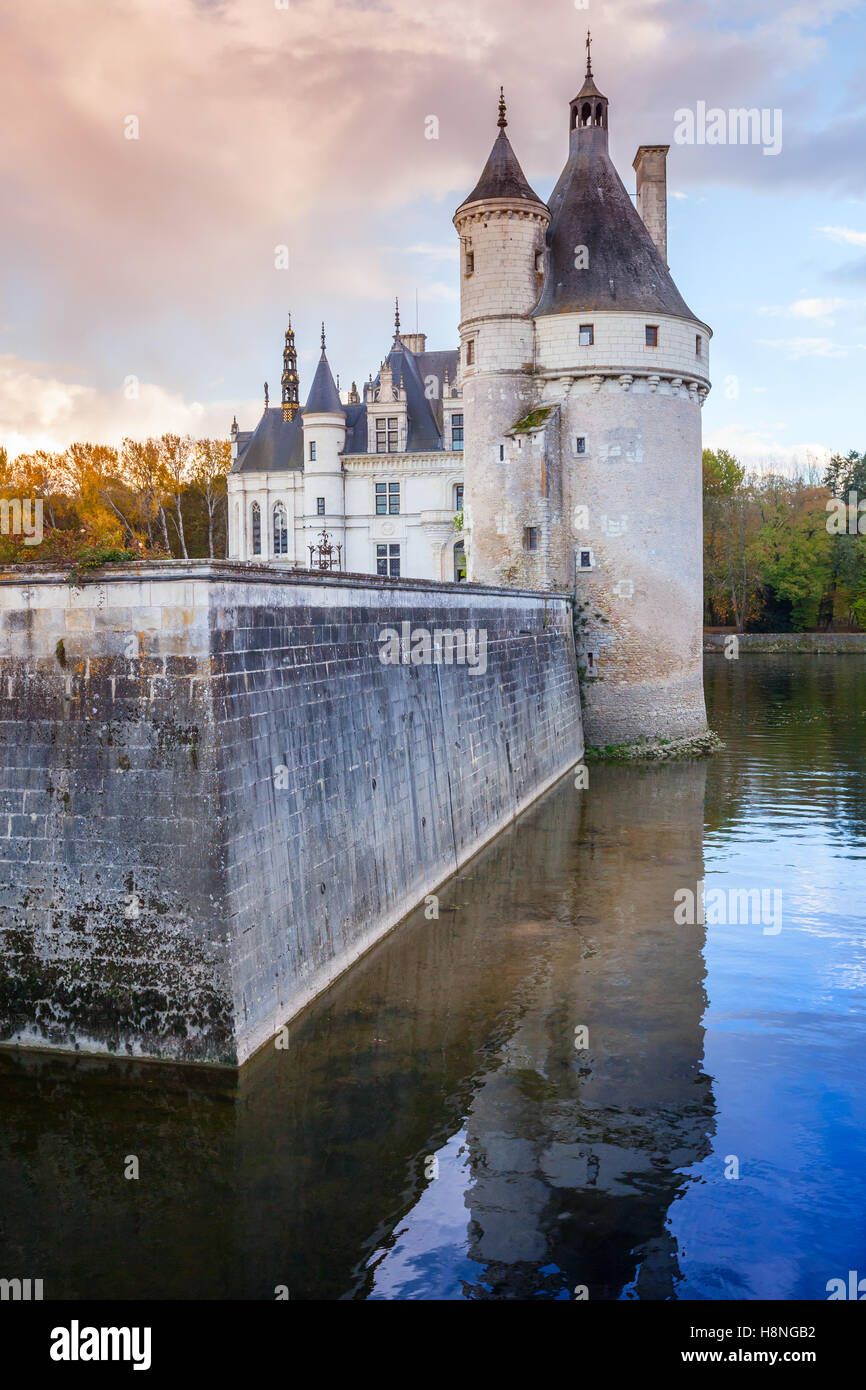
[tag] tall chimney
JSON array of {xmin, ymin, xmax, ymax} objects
[{"xmin": 632, "ymin": 145, "xmax": 669, "ymax": 266}]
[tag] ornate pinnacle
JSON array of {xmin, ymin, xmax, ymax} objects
[
  {"xmin": 586, "ymin": 29, "xmax": 592, "ymax": 77},
  {"xmin": 394, "ymin": 297, "xmax": 401, "ymax": 338},
  {"xmin": 320, "ymin": 322, "xmax": 326, "ymax": 353},
  {"xmin": 498, "ymin": 86, "xmax": 507, "ymax": 129}
]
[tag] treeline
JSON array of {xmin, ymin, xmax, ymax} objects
[
  {"xmin": 704, "ymin": 448, "xmax": 866, "ymax": 632},
  {"xmin": 0, "ymin": 435, "xmax": 231, "ymax": 564}
]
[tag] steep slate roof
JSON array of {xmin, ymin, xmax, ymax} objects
[
  {"xmin": 303, "ymin": 349, "xmax": 344, "ymax": 415},
  {"xmin": 232, "ymin": 408, "xmax": 303, "ymax": 474},
  {"xmin": 533, "ymin": 145, "xmax": 696, "ymax": 320},
  {"xmin": 343, "ymin": 341, "xmax": 461, "ymax": 455},
  {"xmin": 456, "ymin": 127, "xmax": 545, "ymax": 211},
  {"xmin": 342, "ymin": 402, "xmax": 368, "ymax": 454}
]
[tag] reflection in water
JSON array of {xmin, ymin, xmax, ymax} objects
[{"xmin": 1, "ymin": 656, "xmax": 864, "ymax": 1300}]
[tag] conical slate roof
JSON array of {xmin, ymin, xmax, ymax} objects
[
  {"xmin": 457, "ymin": 127, "xmax": 544, "ymax": 211},
  {"xmin": 303, "ymin": 349, "xmax": 344, "ymax": 415},
  {"xmin": 534, "ymin": 129, "xmax": 697, "ymax": 321}
]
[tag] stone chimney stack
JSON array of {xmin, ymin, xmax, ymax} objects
[{"xmin": 632, "ymin": 145, "xmax": 669, "ymax": 266}]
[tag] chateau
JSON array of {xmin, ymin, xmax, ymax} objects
[{"xmin": 228, "ymin": 37, "xmax": 712, "ymax": 745}]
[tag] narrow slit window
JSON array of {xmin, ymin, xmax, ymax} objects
[
  {"xmin": 645, "ymin": 325, "xmax": 659, "ymax": 347},
  {"xmin": 524, "ymin": 527, "xmax": 538, "ymax": 552}
]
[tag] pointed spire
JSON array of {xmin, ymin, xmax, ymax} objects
[
  {"xmin": 394, "ymin": 297, "xmax": 401, "ymax": 342},
  {"xmin": 455, "ymin": 88, "xmax": 545, "ymax": 212},
  {"xmin": 264, "ymin": 381, "xmax": 269, "ymax": 409},
  {"xmin": 303, "ymin": 332, "xmax": 344, "ymax": 416},
  {"xmin": 281, "ymin": 311, "xmax": 300, "ymax": 421},
  {"xmin": 586, "ymin": 28, "xmax": 592, "ymax": 78},
  {"xmin": 497, "ymin": 86, "xmax": 507, "ymax": 129}
]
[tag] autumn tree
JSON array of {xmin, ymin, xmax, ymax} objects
[
  {"xmin": 157, "ymin": 433, "xmax": 193, "ymax": 559},
  {"xmin": 191, "ymin": 438, "xmax": 231, "ymax": 558}
]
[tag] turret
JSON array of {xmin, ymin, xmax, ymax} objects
[
  {"xmin": 452, "ymin": 89, "xmax": 551, "ymax": 586},
  {"xmin": 531, "ymin": 34, "xmax": 712, "ymax": 747},
  {"xmin": 301, "ymin": 324, "xmax": 346, "ymax": 561}
]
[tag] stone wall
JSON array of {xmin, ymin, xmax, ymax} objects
[
  {"xmin": 704, "ymin": 632, "xmax": 866, "ymax": 654},
  {"xmin": 0, "ymin": 562, "xmax": 583, "ymax": 1066}
]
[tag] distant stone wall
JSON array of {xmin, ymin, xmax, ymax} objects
[
  {"xmin": 704, "ymin": 632, "xmax": 866, "ymax": 654},
  {"xmin": 0, "ymin": 563, "xmax": 583, "ymax": 1065}
]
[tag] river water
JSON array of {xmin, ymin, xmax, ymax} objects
[{"xmin": 1, "ymin": 655, "xmax": 864, "ymax": 1300}]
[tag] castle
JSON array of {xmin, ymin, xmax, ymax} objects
[{"xmin": 227, "ymin": 38, "xmax": 712, "ymax": 747}]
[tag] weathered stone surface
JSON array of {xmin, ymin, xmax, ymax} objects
[{"xmin": 0, "ymin": 563, "xmax": 583, "ymax": 1065}]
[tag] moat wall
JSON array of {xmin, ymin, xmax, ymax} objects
[{"xmin": 0, "ymin": 563, "xmax": 583, "ymax": 1066}]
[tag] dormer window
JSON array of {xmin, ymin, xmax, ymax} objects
[
  {"xmin": 579, "ymin": 324, "xmax": 594, "ymax": 346},
  {"xmin": 645, "ymin": 325, "xmax": 659, "ymax": 347},
  {"xmin": 376, "ymin": 416, "xmax": 399, "ymax": 453}
]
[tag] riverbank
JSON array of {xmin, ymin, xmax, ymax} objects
[{"xmin": 704, "ymin": 632, "xmax": 866, "ymax": 654}]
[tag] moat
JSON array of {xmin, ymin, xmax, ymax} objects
[{"xmin": 1, "ymin": 654, "xmax": 864, "ymax": 1300}]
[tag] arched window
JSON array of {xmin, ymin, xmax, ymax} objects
[
  {"xmin": 595, "ymin": 102, "xmax": 603, "ymax": 126},
  {"xmin": 251, "ymin": 502, "xmax": 261, "ymax": 556},
  {"xmin": 454, "ymin": 540, "xmax": 466, "ymax": 583},
  {"xmin": 273, "ymin": 501, "xmax": 288, "ymax": 556},
  {"xmin": 581, "ymin": 102, "xmax": 591, "ymax": 126}
]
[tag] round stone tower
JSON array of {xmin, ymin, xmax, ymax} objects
[
  {"xmin": 453, "ymin": 90, "xmax": 550, "ymax": 586},
  {"xmin": 533, "ymin": 44, "xmax": 711, "ymax": 746},
  {"xmin": 457, "ymin": 42, "xmax": 712, "ymax": 749}
]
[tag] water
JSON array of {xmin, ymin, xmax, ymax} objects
[{"xmin": 1, "ymin": 655, "xmax": 864, "ymax": 1300}]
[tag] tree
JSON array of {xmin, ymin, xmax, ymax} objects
[
  {"xmin": 191, "ymin": 438, "xmax": 231, "ymax": 558},
  {"xmin": 157, "ymin": 433, "xmax": 193, "ymax": 559}
]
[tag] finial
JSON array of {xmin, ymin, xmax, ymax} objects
[
  {"xmin": 586, "ymin": 29, "xmax": 592, "ymax": 77},
  {"xmin": 264, "ymin": 381, "xmax": 269, "ymax": 408},
  {"xmin": 320, "ymin": 322, "xmax": 326, "ymax": 353},
  {"xmin": 497, "ymin": 86, "xmax": 507, "ymax": 129},
  {"xmin": 231, "ymin": 414, "xmax": 238, "ymax": 436},
  {"xmin": 394, "ymin": 296, "xmax": 401, "ymax": 338}
]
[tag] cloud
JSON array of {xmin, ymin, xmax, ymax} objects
[
  {"xmin": 0, "ymin": 355, "xmax": 250, "ymax": 459},
  {"xmin": 819, "ymin": 225, "xmax": 866, "ymax": 247},
  {"xmin": 758, "ymin": 297, "xmax": 852, "ymax": 325},
  {"xmin": 757, "ymin": 336, "xmax": 864, "ymax": 359},
  {"xmin": 704, "ymin": 421, "xmax": 831, "ymax": 473}
]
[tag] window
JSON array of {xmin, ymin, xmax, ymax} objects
[
  {"xmin": 273, "ymin": 502, "xmax": 288, "ymax": 556},
  {"xmin": 578, "ymin": 549, "xmax": 594, "ymax": 569},
  {"xmin": 376, "ymin": 543, "xmax": 400, "ymax": 578},
  {"xmin": 499, "ymin": 444, "xmax": 505, "ymax": 461},
  {"xmin": 696, "ymin": 334, "xmax": 703, "ymax": 356},
  {"xmin": 454, "ymin": 540, "xmax": 466, "ymax": 582},
  {"xmin": 251, "ymin": 501, "xmax": 261, "ymax": 556},
  {"xmin": 465, "ymin": 249, "xmax": 474, "ymax": 276},
  {"xmin": 309, "ymin": 441, "xmax": 316, "ymax": 461},
  {"xmin": 454, "ymin": 484, "xmax": 464, "ymax": 512},
  {"xmin": 375, "ymin": 482, "xmax": 400, "ymax": 515},
  {"xmin": 451, "ymin": 414, "xmax": 464, "ymax": 451},
  {"xmin": 524, "ymin": 527, "xmax": 538, "ymax": 551},
  {"xmin": 466, "ymin": 339, "xmax": 475, "ymax": 366},
  {"xmin": 316, "ymin": 497, "xmax": 325, "ymax": 516},
  {"xmin": 645, "ymin": 325, "xmax": 659, "ymax": 347},
  {"xmin": 376, "ymin": 416, "xmax": 399, "ymax": 453},
  {"xmin": 575, "ymin": 436, "xmax": 586, "ymax": 455},
  {"xmin": 579, "ymin": 324, "xmax": 594, "ymax": 346}
]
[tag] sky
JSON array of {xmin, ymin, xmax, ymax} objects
[{"xmin": 1, "ymin": 0, "xmax": 864, "ymax": 472}]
